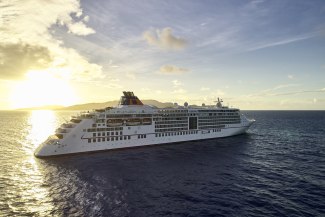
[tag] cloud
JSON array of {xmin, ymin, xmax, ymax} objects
[
  {"xmin": 246, "ymin": 86, "xmax": 325, "ymax": 99},
  {"xmin": 172, "ymin": 88, "xmax": 186, "ymax": 94},
  {"xmin": 0, "ymin": 0, "xmax": 95, "ymax": 43},
  {"xmin": 0, "ymin": 0, "xmax": 102, "ymax": 81},
  {"xmin": 101, "ymin": 78, "xmax": 122, "ymax": 89},
  {"xmin": 172, "ymin": 80, "xmax": 183, "ymax": 87},
  {"xmin": 247, "ymin": 34, "xmax": 318, "ymax": 51},
  {"xmin": 143, "ymin": 27, "xmax": 187, "ymax": 50},
  {"xmin": 213, "ymin": 89, "xmax": 225, "ymax": 96},
  {"xmin": 272, "ymin": 89, "xmax": 325, "ymax": 96},
  {"xmin": 106, "ymin": 83, "xmax": 122, "ymax": 89},
  {"xmin": 200, "ymin": 87, "xmax": 210, "ymax": 91},
  {"xmin": 271, "ymin": 84, "xmax": 300, "ymax": 91},
  {"xmin": 288, "ymin": 74, "xmax": 294, "ymax": 79},
  {"xmin": 159, "ymin": 65, "xmax": 188, "ymax": 75},
  {"xmin": 83, "ymin": 16, "xmax": 90, "ymax": 22},
  {"xmin": 247, "ymin": 0, "xmax": 266, "ymax": 10},
  {"xmin": 61, "ymin": 48, "xmax": 103, "ymax": 81},
  {"xmin": 196, "ymin": 27, "xmax": 240, "ymax": 49},
  {"xmin": 0, "ymin": 43, "xmax": 52, "ymax": 79},
  {"xmin": 141, "ymin": 88, "xmax": 150, "ymax": 92},
  {"xmin": 66, "ymin": 21, "xmax": 95, "ymax": 35},
  {"xmin": 244, "ymin": 83, "xmax": 300, "ymax": 99},
  {"xmin": 171, "ymin": 79, "xmax": 186, "ymax": 94},
  {"xmin": 125, "ymin": 72, "xmax": 136, "ymax": 80},
  {"xmin": 247, "ymin": 83, "xmax": 300, "ymax": 97}
]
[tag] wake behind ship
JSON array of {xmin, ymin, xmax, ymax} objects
[{"xmin": 35, "ymin": 92, "xmax": 255, "ymax": 157}]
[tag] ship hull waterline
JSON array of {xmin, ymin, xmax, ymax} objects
[{"xmin": 35, "ymin": 125, "xmax": 253, "ymax": 158}]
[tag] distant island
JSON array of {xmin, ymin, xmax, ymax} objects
[{"xmin": 17, "ymin": 100, "xmax": 174, "ymax": 111}]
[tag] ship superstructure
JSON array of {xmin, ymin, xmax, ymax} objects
[{"xmin": 35, "ymin": 91, "xmax": 255, "ymax": 157}]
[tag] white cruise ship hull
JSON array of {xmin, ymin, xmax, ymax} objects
[
  {"xmin": 34, "ymin": 91, "xmax": 255, "ymax": 158},
  {"xmin": 35, "ymin": 121, "xmax": 254, "ymax": 158}
]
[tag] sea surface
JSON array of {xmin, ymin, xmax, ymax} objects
[{"xmin": 0, "ymin": 110, "xmax": 324, "ymax": 217}]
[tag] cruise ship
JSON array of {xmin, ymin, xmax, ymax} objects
[{"xmin": 34, "ymin": 91, "xmax": 255, "ymax": 157}]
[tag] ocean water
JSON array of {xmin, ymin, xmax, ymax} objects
[{"xmin": 0, "ymin": 110, "xmax": 324, "ymax": 217}]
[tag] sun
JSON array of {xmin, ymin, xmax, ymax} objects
[{"xmin": 10, "ymin": 70, "xmax": 78, "ymax": 109}]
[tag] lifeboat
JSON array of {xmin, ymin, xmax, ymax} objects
[
  {"xmin": 107, "ymin": 119, "xmax": 123, "ymax": 126},
  {"xmin": 62, "ymin": 123, "xmax": 75, "ymax": 128},
  {"xmin": 55, "ymin": 134, "xmax": 64, "ymax": 139},
  {"xmin": 70, "ymin": 118, "xmax": 82, "ymax": 123},
  {"xmin": 55, "ymin": 128, "xmax": 69, "ymax": 133},
  {"xmin": 142, "ymin": 118, "xmax": 152, "ymax": 125},
  {"xmin": 95, "ymin": 109, "xmax": 105, "ymax": 113},
  {"xmin": 126, "ymin": 118, "xmax": 141, "ymax": 126}
]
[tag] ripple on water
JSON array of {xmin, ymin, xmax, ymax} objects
[{"xmin": 0, "ymin": 111, "xmax": 325, "ymax": 216}]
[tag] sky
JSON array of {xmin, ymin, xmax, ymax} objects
[{"xmin": 0, "ymin": 0, "xmax": 325, "ymax": 110}]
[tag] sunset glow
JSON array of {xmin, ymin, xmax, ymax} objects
[
  {"xmin": 0, "ymin": 0, "xmax": 324, "ymax": 110},
  {"xmin": 10, "ymin": 70, "xmax": 77, "ymax": 109}
]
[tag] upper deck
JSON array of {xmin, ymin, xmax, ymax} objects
[{"xmin": 89, "ymin": 91, "xmax": 240, "ymax": 117}]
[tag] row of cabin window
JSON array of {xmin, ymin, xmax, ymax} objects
[
  {"xmin": 157, "ymin": 110, "xmax": 188, "ymax": 113},
  {"xmin": 93, "ymin": 131, "xmax": 123, "ymax": 137},
  {"xmin": 154, "ymin": 113, "xmax": 196, "ymax": 117},
  {"xmin": 106, "ymin": 114, "xmax": 152, "ymax": 118},
  {"xmin": 198, "ymin": 121, "xmax": 240, "ymax": 125},
  {"xmin": 198, "ymin": 119, "xmax": 240, "ymax": 122},
  {"xmin": 198, "ymin": 122, "xmax": 237, "ymax": 126},
  {"xmin": 198, "ymin": 110, "xmax": 239, "ymax": 113},
  {"xmin": 154, "ymin": 117, "xmax": 188, "ymax": 121},
  {"xmin": 88, "ymin": 135, "xmax": 131, "ymax": 143},
  {"xmin": 198, "ymin": 120, "xmax": 240, "ymax": 123},
  {"xmin": 155, "ymin": 127, "xmax": 188, "ymax": 132},
  {"xmin": 199, "ymin": 116, "xmax": 240, "ymax": 118},
  {"xmin": 198, "ymin": 113, "xmax": 239, "ymax": 116},
  {"xmin": 87, "ymin": 127, "xmax": 123, "ymax": 132},
  {"xmin": 199, "ymin": 116, "xmax": 240, "ymax": 119},
  {"xmin": 200, "ymin": 125, "xmax": 224, "ymax": 128},
  {"xmin": 155, "ymin": 131, "xmax": 198, "ymax": 137},
  {"xmin": 155, "ymin": 124, "xmax": 187, "ymax": 128},
  {"xmin": 199, "ymin": 124, "xmax": 225, "ymax": 127},
  {"xmin": 199, "ymin": 126, "xmax": 225, "ymax": 129},
  {"xmin": 155, "ymin": 120, "xmax": 188, "ymax": 124},
  {"xmin": 138, "ymin": 134, "xmax": 146, "ymax": 139}
]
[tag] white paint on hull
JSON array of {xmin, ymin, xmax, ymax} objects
[{"xmin": 35, "ymin": 120, "xmax": 254, "ymax": 157}]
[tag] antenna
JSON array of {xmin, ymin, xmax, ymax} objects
[{"xmin": 215, "ymin": 97, "xmax": 223, "ymax": 108}]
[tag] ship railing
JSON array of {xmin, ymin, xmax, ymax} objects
[
  {"xmin": 98, "ymin": 114, "xmax": 105, "ymax": 119},
  {"xmin": 61, "ymin": 123, "xmax": 76, "ymax": 128},
  {"xmin": 55, "ymin": 128, "xmax": 70, "ymax": 133},
  {"xmin": 73, "ymin": 111, "xmax": 95, "ymax": 119},
  {"xmin": 70, "ymin": 118, "xmax": 82, "ymax": 123},
  {"xmin": 43, "ymin": 135, "xmax": 60, "ymax": 145}
]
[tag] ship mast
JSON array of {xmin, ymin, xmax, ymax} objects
[{"xmin": 215, "ymin": 97, "xmax": 223, "ymax": 108}]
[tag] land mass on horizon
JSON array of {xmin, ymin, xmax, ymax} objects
[{"xmin": 16, "ymin": 100, "xmax": 175, "ymax": 111}]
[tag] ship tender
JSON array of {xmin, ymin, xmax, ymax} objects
[{"xmin": 34, "ymin": 91, "xmax": 255, "ymax": 157}]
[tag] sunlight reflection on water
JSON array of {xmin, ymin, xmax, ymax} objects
[
  {"xmin": 26, "ymin": 110, "xmax": 57, "ymax": 150},
  {"xmin": 1, "ymin": 110, "xmax": 82, "ymax": 216},
  {"xmin": 1, "ymin": 111, "xmax": 324, "ymax": 216},
  {"xmin": 6, "ymin": 110, "xmax": 61, "ymax": 215}
]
